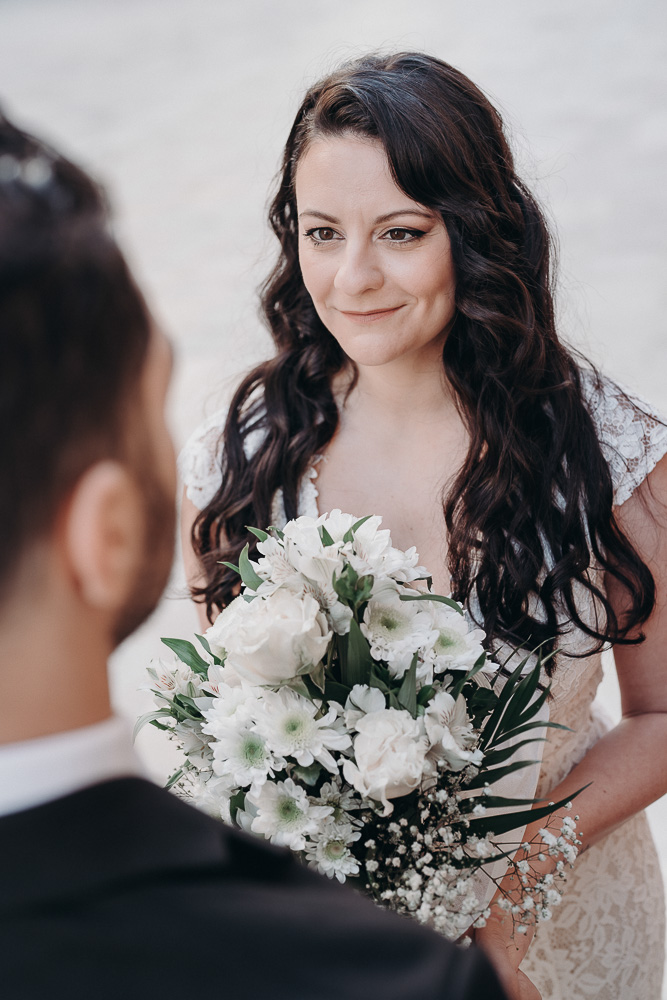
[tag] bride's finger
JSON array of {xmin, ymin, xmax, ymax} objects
[{"xmin": 517, "ymin": 969, "xmax": 542, "ymax": 1000}]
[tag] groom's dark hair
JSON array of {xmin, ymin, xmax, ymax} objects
[{"xmin": 0, "ymin": 111, "xmax": 152, "ymax": 596}]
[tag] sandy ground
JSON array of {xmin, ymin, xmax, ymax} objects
[{"xmin": 1, "ymin": 0, "xmax": 666, "ymax": 986}]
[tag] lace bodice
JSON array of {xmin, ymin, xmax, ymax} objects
[{"xmin": 180, "ymin": 369, "xmax": 667, "ymax": 998}]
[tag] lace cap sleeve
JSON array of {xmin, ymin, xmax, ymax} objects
[
  {"xmin": 582, "ymin": 370, "xmax": 667, "ymax": 506},
  {"xmin": 178, "ymin": 408, "xmax": 229, "ymax": 510},
  {"xmin": 178, "ymin": 405, "xmax": 269, "ymax": 511}
]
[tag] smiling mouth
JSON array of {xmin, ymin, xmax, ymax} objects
[{"xmin": 338, "ymin": 306, "xmax": 404, "ymax": 324}]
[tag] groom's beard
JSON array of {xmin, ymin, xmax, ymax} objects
[{"xmin": 112, "ymin": 462, "xmax": 176, "ymax": 647}]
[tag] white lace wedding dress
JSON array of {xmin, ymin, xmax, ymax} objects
[{"xmin": 180, "ymin": 372, "xmax": 667, "ymax": 1000}]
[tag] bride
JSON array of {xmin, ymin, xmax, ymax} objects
[{"xmin": 179, "ymin": 53, "xmax": 667, "ymax": 1000}]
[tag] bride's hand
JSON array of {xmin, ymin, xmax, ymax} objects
[{"xmin": 473, "ymin": 919, "xmax": 539, "ymax": 1000}]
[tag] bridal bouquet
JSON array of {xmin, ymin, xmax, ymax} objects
[{"xmin": 138, "ymin": 510, "xmax": 580, "ymax": 939}]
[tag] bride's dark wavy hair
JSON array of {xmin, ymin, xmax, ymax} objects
[{"xmin": 192, "ymin": 52, "xmax": 656, "ymax": 670}]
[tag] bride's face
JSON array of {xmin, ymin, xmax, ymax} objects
[{"xmin": 295, "ymin": 135, "xmax": 456, "ymax": 369}]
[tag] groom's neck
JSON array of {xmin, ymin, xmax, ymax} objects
[{"xmin": 0, "ymin": 548, "xmax": 113, "ymax": 746}]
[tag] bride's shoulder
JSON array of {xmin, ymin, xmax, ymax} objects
[
  {"xmin": 579, "ymin": 367, "xmax": 667, "ymax": 506},
  {"xmin": 178, "ymin": 399, "xmax": 267, "ymax": 511}
]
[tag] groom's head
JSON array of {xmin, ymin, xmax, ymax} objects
[{"xmin": 0, "ymin": 113, "xmax": 176, "ymax": 646}]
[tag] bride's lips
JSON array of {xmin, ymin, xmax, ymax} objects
[{"xmin": 338, "ymin": 306, "xmax": 404, "ymax": 325}]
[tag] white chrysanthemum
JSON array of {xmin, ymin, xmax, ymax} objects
[
  {"xmin": 200, "ymin": 682, "xmax": 259, "ymax": 738},
  {"xmin": 343, "ymin": 684, "xmax": 386, "ymax": 730},
  {"xmin": 421, "ymin": 604, "xmax": 488, "ymax": 674},
  {"xmin": 361, "ymin": 593, "xmax": 434, "ymax": 678},
  {"xmin": 248, "ymin": 778, "xmax": 333, "ymax": 850},
  {"xmin": 316, "ymin": 778, "xmax": 362, "ymax": 815},
  {"xmin": 305, "ymin": 820, "xmax": 361, "ymax": 882},
  {"xmin": 205, "ymin": 590, "xmax": 331, "ymax": 686},
  {"xmin": 209, "ymin": 724, "xmax": 285, "ymax": 792},
  {"xmin": 254, "ymin": 688, "xmax": 351, "ymax": 772},
  {"xmin": 424, "ymin": 690, "xmax": 484, "ymax": 771}
]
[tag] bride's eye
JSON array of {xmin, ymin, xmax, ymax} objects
[
  {"xmin": 304, "ymin": 227, "xmax": 339, "ymax": 244},
  {"xmin": 383, "ymin": 227, "xmax": 425, "ymax": 243}
]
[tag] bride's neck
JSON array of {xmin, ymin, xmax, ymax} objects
[{"xmin": 336, "ymin": 357, "xmax": 458, "ymax": 427}]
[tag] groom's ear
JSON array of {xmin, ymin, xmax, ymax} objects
[{"xmin": 61, "ymin": 460, "xmax": 144, "ymax": 612}]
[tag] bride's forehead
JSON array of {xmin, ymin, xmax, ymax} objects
[{"xmin": 295, "ymin": 136, "xmax": 422, "ymax": 215}]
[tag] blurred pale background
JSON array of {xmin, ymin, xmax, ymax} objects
[{"xmin": 1, "ymin": 0, "xmax": 665, "ymax": 977}]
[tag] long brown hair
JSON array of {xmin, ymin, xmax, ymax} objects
[{"xmin": 192, "ymin": 52, "xmax": 655, "ymax": 670}]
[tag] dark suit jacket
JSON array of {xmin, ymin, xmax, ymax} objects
[{"xmin": 0, "ymin": 778, "xmax": 505, "ymax": 999}]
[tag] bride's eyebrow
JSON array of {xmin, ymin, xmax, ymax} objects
[{"xmin": 298, "ymin": 208, "xmax": 435, "ymax": 223}]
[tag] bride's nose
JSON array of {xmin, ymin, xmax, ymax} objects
[{"xmin": 333, "ymin": 242, "xmax": 384, "ymax": 296}]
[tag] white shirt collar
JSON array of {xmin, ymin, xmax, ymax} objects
[{"xmin": 0, "ymin": 715, "xmax": 145, "ymax": 817}]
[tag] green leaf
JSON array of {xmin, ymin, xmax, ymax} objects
[
  {"xmin": 464, "ymin": 758, "xmax": 540, "ymax": 790},
  {"xmin": 343, "ymin": 515, "xmax": 373, "ymax": 544},
  {"xmin": 399, "ymin": 593, "xmax": 464, "ymax": 614},
  {"xmin": 133, "ymin": 708, "xmax": 173, "ymax": 741},
  {"xmin": 479, "ymin": 658, "xmax": 531, "ymax": 749},
  {"xmin": 309, "ymin": 662, "xmax": 326, "ymax": 693},
  {"xmin": 165, "ymin": 766, "xmax": 187, "ymax": 790},
  {"xmin": 324, "ymin": 679, "xmax": 350, "ymax": 705},
  {"xmin": 417, "ymin": 684, "xmax": 436, "ymax": 707},
  {"xmin": 464, "ymin": 785, "xmax": 588, "ymax": 838},
  {"xmin": 482, "ymin": 737, "xmax": 548, "ymax": 768},
  {"xmin": 229, "ymin": 789, "xmax": 246, "ymax": 825},
  {"xmin": 221, "ymin": 560, "xmax": 240, "ymax": 575},
  {"xmin": 397, "ymin": 652, "xmax": 418, "ymax": 717},
  {"xmin": 341, "ymin": 618, "xmax": 374, "ymax": 687},
  {"xmin": 239, "ymin": 543, "xmax": 263, "ymax": 591},
  {"xmin": 246, "ymin": 525, "xmax": 269, "ymax": 542},
  {"xmin": 490, "ymin": 719, "xmax": 571, "ymax": 747},
  {"xmin": 465, "ymin": 793, "xmax": 546, "ymax": 809},
  {"xmin": 319, "ymin": 524, "xmax": 335, "ymax": 547},
  {"xmin": 161, "ymin": 637, "xmax": 210, "ymax": 676},
  {"xmin": 450, "ymin": 652, "xmax": 490, "ymax": 700},
  {"xmin": 292, "ymin": 762, "xmax": 322, "ymax": 787}
]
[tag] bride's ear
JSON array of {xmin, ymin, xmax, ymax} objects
[{"xmin": 62, "ymin": 461, "xmax": 144, "ymax": 611}]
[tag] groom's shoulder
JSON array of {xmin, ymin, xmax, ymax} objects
[{"xmin": 0, "ymin": 778, "xmax": 505, "ymax": 1000}]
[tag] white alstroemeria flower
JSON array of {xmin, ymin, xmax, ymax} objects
[
  {"xmin": 179, "ymin": 724, "xmax": 214, "ymax": 770},
  {"xmin": 147, "ymin": 657, "xmax": 199, "ymax": 703},
  {"xmin": 254, "ymin": 688, "xmax": 351, "ymax": 772},
  {"xmin": 343, "ymin": 684, "xmax": 386, "ymax": 731},
  {"xmin": 209, "ymin": 724, "xmax": 285, "ymax": 793},
  {"xmin": 361, "ymin": 593, "xmax": 434, "ymax": 679},
  {"xmin": 200, "ymin": 662, "xmax": 244, "ymax": 696},
  {"xmin": 421, "ymin": 603, "xmax": 488, "ymax": 674},
  {"xmin": 205, "ymin": 590, "xmax": 331, "ymax": 686},
  {"xmin": 305, "ymin": 820, "xmax": 361, "ymax": 882},
  {"xmin": 424, "ymin": 690, "xmax": 483, "ymax": 771},
  {"xmin": 248, "ymin": 778, "xmax": 333, "ymax": 850},
  {"xmin": 343, "ymin": 708, "xmax": 429, "ymax": 816}
]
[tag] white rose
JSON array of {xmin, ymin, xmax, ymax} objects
[
  {"xmin": 424, "ymin": 690, "xmax": 484, "ymax": 771},
  {"xmin": 205, "ymin": 590, "xmax": 331, "ymax": 686},
  {"xmin": 343, "ymin": 708, "xmax": 428, "ymax": 816}
]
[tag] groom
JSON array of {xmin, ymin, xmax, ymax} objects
[{"xmin": 0, "ymin": 113, "xmax": 506, "ymax": 1000}]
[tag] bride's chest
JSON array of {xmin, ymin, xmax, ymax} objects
[{"xmin": 311, "ymin": 444, "xmax": 460, "ymax": 594}]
